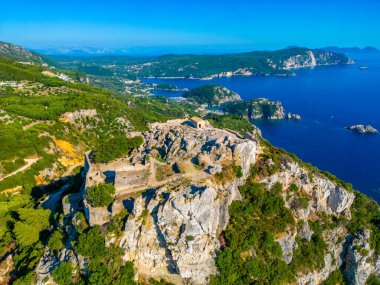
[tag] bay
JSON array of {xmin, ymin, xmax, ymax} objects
[{"xmin": 142, "ymin": 54, "xmax": 380, "ymax": 202}]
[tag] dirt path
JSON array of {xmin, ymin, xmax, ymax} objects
[
  {"xmin": 22, "ymin": 120, "xmax": 43, "ymax": 130},
  {"xmin": 62, "ymin": 162, "xmax": 82, "ymax": 177},
  {"xmin": 0, "ymin": 157, "xmax": 39, "ymax": 182}
]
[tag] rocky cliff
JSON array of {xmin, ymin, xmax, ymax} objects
[
  {"xmin": 267, "ymin": 48, "xmax": 355, "ymax": 70},
  {"xmin": 34, "ymin": 119, "xmax": 379, "ymax": 285}
]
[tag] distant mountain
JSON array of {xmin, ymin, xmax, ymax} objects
[
  {"xmin": 322, "ymin": 46, "xmax": 379, "ymax": 54},
  {"xmin": 33, "ymin": 46, "xmax": 133, "ymax": 56},
  {"xmin": 0, "ymin": 41, "xmax": 45, "ymax": 64}
]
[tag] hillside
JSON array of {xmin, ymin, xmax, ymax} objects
[
  {"xmin": 0, "ymin": 55, "xmax": 196, "ymax": 213},
  {"xmin": 0, "ymin": 41, "xmax": 45, "ymax": 64}
]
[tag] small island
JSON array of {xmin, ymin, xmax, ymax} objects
[
  {"xmin": 346, "ymin": 124, "xmax": 378, "ymax": 134},
  {"xmin": 183, "ymin": 85, "xmax": 301, "ymax": 121},
  {"xmin": 183, "ymin": 85, "xmax": 241, "ymax": 106}
]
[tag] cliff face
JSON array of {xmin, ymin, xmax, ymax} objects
[
  {"xmin": 36, "ymin": 119, "xmax": 379, "ymax": 285},
  {"xmin": 267, "ymin": 49, "xmax": 355, "ymax": 70}
]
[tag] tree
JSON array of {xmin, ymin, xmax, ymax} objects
[
  {"xmin": 76, "ymin": 226, "xmax": 106, "ymax": 258},
  {"xmin": 13, "ymin": 208, "xmax": 51, "ymax": 246},
  {"xmin": 13, "ymin": 222, "xmax": 40, "ymax": 246},
  {"xmin": 48, "ymin": 230, "xmax": 63, "ymax": 255},
  {"xmin": 86, "ymin": 183, "xmax": 115, "ymax": 208},
  {"xmin": 52, "ymin": 261, "xmax": 73, "ymax": 285}
]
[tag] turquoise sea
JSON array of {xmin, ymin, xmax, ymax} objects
[{"xmin": 142, "ymin": 54, "xmax": 380, "ymax": 202}]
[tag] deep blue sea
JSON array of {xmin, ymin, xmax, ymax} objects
[{"xmin": 142, "ymin": 54, "xmax": 380, "ymax": 202}]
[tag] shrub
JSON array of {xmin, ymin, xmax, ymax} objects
[
  {"xmin": 186, "ymin": 235, "xmax": 195, "ymax": 241},
  {"xmin": 86, "ymin": 183, "xmax": 115, "ymax": 207},
  {"xmin": 367, "ymin": 274, "xmax": 380, "ymax": 285},
  {"xmin": 205, "ymin": 113, "xmax": 254, "ymax": 135},
  {"xmin": 322, "ymin": 269, "xmax": 345, "ymax": 285},
  {"xmin": 92, "ymin": 135, "xmax": 143, "ymax": 163}
]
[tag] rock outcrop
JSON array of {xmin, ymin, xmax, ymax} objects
[
  {"xmin": 346, "ymin": 124, "xmax": 378, "ymax": 134},
  {"xmin": 344, "ymin": 229, "xmax": 378, "ymax": 285},
  {"xmin": 37, "ymin": 119, "xmax": 379, "ymax": 285}
]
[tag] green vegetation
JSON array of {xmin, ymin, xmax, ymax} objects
[
  {"xmin": 149, "ymin": 278, "xmax": 175, "ymax": 285},
  {"xmin": 183, "ymin": 85, "xmax": 237, "ymax": 106},
  {"xmin": 205, "ymin": 114, "xmax": 253, "ymax": 135},
  {"xmin": 52, "ymin": 261, "xmax": 73, "ymax": 285},
  {"xmin": 322, "ymin": 269, "xmax": 345, "ymax": 285},
  {"xmin": 211, "ymin": 182, "xmax": 295, "ymax": 285},
  {"xmin": 86, "ymin": 183, "xmax": 115, "ymax": 208},
  {"xmin": 0, "ymin": 41, "xmax": 44, "ymax": 64},
  {"xmin": 347, "ymin": 192, "xmax": 380, "ymax": 255},
  {"xmin": 367, "ymin": 274, "xmax": 380, "ymax": 285},
  {"xmin": 107, "ymin": 209, "xmax": 128, "ymax": 236},
  {"xmin": 13, "ymin": 208, "xmax": 51, "ymax": 246},
  {"xmin": 76, "ymin": 225, "xmax": 106, "ymax": 258},
  {"xmin": 130, "ymin": 48, "xmax": 350, "ymax": 78},
  {"xmin": 0, "ymin": 55, "xmax": 197, "ymax": 193},
  {"xmin": 75, "ymin": 226, "xmax": 136, "ymax": 284},
  {"xmin": 221, "ymin": 98, "xmax": 282, "ymax": 119},
  {"xmin": 47, "ymin": 230, "xmax": 64, "ymax": 255},
  {"xmin": 92, "ymin": 135, "xmax": 143, "ymax": 163},
  {"xmin": 290, "ymin": 230, "xmax": 327, "ymax": 272}
]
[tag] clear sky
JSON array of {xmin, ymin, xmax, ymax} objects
[{"xmin": 1, "ymin": 0, "xmax": 379, "ymax": 53}]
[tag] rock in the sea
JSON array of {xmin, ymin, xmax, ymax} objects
[
  {"xmin": 287, "ymin": 112, "xmax": 301, "ymax": 120},
  {"xmin": 346, "ymin": 124, "xmax": 378, "ymax": 134}
]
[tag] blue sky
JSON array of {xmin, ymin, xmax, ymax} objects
[{"xmin": 0, "ymin": 0, "xmax": 379, "ymax": 52}]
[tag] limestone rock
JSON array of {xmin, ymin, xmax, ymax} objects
[{"xmin": 344, "ymin": 229, "xmax": 378, "ymax": 285}]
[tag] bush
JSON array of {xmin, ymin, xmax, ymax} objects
[
  {"xmin": 92, "ymin": 135, "xmax": 143, "ymax": 163},
  {"xmin": 86, "ymin": 183, "xmax": 115, "ymax": 207},
  {"xmin": 322, "ymin": 269, "xmax": 345, "ymax": 285},
  {"xmin": 205, "ymin": 113, "xmax": 254, "ymax": 135},
  {"xmin": 291, "ymin": 233, "xmax": 327, "ymax": 273}
]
